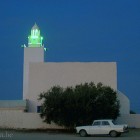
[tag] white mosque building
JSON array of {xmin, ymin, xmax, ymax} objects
[
  {"xmin": 0, "ymin": 23, "xmax": 134, "ymax": 129},
  {"xmin": 23, "ymin": 23, "xmax": 130, "ymax": 114}
]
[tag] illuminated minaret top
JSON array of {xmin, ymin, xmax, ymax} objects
[{"xmin": 28, "ymin": 23, "xmax": 43, "ymax": 47}]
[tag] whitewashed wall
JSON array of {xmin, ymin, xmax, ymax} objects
[
  {"xmin": 117, "ymin": 114, "xmax": 140, "ymax": 128},
  {"xmin": 23, "ymin": 47, "xmax": 44, "ymax": 100},
  {"xmin": 28, "ymin": 62, "xmax": 117, "ymax": 112},
  {"xmin": 0, "ymin": 111, "xmax": 140, "ymax": 129},
  {"xmin": 0, "ymin": 111, "xmax": 62, "ymax": 129},
  {"xmin": 117, "ymin": 91, "xmax": 130, "ymax": 114}
]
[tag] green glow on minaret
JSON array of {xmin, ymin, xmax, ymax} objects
[{"xmin": 28, "ymin": 23, "xmax": 43, "ymax": 47}]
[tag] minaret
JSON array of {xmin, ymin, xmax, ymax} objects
[{"xmin": 23, "ymin": 23, "xmax": 45, "ymax": 100}]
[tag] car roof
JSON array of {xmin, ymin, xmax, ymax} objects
[{"xmin": 94, "ymin": 119, "xmax": 112, "ymax": 121}]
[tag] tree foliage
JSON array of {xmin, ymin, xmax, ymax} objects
[{"xmin": 38, "ymin": 82, "xmax": 120, "ymax": 128}]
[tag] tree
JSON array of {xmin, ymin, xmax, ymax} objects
[{"xmin": 38, "ymin": 82, "xmax": 120, "ymax": 128}]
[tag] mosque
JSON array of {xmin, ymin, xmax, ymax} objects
[
  {"xmin": 0, "ymin": 23, "xmax": 131, "ymax": 129},
  {"xmin": 22, "ymin": 23, "xmax": 130, "ymax": 114}
]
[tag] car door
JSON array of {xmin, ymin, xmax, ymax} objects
[
  {"xmin": 99, "ymin": 121, "xmax": 111, "ymax": 134},
  {"xmin": 89, "ymin": 121, "xmax": 101, "ymax": 135}
]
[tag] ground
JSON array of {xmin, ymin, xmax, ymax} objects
[{"xmin": 0, "ymin": 129, "xmax": 140, "ymax": 140}]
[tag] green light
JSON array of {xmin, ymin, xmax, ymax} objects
[
  {"xmin": 31, "ymin": 36, "xmax": 38, "ymax": 39},
  {"xmin": 28, "ymin": 23, "xmax": 43, "ymax": 47}
]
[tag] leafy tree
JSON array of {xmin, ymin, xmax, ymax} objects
[{"xmin": 38, "ymin": 82, "xmax": 120, "ymax": 128}]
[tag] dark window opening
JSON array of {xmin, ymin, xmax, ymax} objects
[{"xmin": 37, "ymin": 106, "xmax": 42, "ymax": 113}]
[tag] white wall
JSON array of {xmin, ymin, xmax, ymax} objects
[
  {"xmin": 28, "ymin": 62, "xmax": 117, "ymax": 112},
  {"xmin": 0, "ymin": 111, "xmax": 62, "ymax": 129},
  {"xmin": 117, "ymin": 91, "xmax": 130, "ymax": 114},
  {"xmin": 117, "ymin": 114, "xmax": 140, "ymax": 128},
  {"xmin": 23, "ymin": 47, "xmax": 44, "ymax": 100},
  {"xmin": 0, "ymin": 111, "xmax": 140, "ymax": 129}
]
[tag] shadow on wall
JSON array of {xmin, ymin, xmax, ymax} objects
[{"xmin": 117, "ymin": 91, "xmax": 130, "ymax": 115}]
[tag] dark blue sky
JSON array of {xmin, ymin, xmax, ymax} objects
[{"xmin": 0, "ymin": 0, "xmax": 140, "ymax": 113}]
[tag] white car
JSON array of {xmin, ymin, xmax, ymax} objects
[{"xmin": 76, "ymin": 119, "xmax": 128, "ymax": 137}]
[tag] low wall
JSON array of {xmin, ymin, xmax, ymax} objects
[
  {"xmin": 0, "ymin": 111, "xmax": 140, "ymax": 129},
  {"xmin": 0, "ymin": 110, "xmax": 62, "ymax": 129},
  {"xmin": 117, "ymin": 114, "xmax": 140, "ymax": 128}
]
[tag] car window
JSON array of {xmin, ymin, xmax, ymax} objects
[
  {"xmin": 93, "ymin": 121, "xmax": 101, "ymax": 126},
  {"xmin": 102, "ymin": 121, "xmax": 110, "ymax": 126},
  {"xmin": 112, "ymin": 120, "xmax": 117, "ymax": 125}
]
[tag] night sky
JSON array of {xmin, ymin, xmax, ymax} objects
[{"xmin": 0, "ymin": 0, "xmax": 140, "ymax": 113}]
